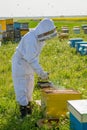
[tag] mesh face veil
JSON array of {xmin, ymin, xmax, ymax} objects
[
  {"xmin": 35, "ymin": 18, "xmax": 57, "ymax": 41},
  {"xmin": 37, "ymin": 27, "xmax": 57, "ymax": 41}
]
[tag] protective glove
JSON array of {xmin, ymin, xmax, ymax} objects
[{"xmin": 39, "ymin": 71, "xmax": 49, "ymax": 80}]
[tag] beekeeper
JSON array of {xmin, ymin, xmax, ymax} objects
[{"xmin": 12, "ymin": 18, "xmax": 57, "ymax": 118}]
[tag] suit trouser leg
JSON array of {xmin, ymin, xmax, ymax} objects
[{"xmin": 12, "ymin": 74, "xmax": 34, "ymax": 106}]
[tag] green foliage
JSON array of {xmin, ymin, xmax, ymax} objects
[{"xmin": 0, "ymin": 20, "xmax": 87, "ymax": 129}]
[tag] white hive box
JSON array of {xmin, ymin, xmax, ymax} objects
[{"xmin": 67, "ymin": 100, "xmax": 87, "ymax": 130}]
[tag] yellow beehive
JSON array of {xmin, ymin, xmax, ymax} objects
[
  {"xmin": 0, "ymin": 19, "xmax": 13, "ymax": 31},
  {"xmin": 0, "ymin": 20, "xmax": 6, "ymax": 31},
  {"xmin": 41, "ymin": 88, "xmax": 81, "ymax": 118},
  {"xmin": 20, "ymin": 29, "xmax": 29, "ymax": 37},
  {"xmin": 6, "ymin": 19, "xmax": 13, "ymax": 24}
]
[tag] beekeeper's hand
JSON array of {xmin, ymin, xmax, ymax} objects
[{"xmin": 40, "ymin": 71, "xmax": 49, "ymax": 80}]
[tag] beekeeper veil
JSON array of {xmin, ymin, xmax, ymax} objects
[{"xmin": 35, "ymin": 18, "xmax": 57, "ymax": 41}]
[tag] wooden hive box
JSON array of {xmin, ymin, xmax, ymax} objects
[
  {"xmin": 73, "ymin": 26, "xmax": 80, "ymax": 34},
  {"xmin": 69, "ymin": 38, "xmax": 83, "ymax": 48},
  {"xmin": 0, "ymin": 19, "xmax": 13, "ymax": 31},
  {"xmin": 75, "ymin": 41, "xmax": 87, "ymax": 52},
  {"xmin": 79, "ymin": 44, "xmax": 87, "ymax": 55},
  {"xmin": 67, "ymin": 100, "xmax": 87, "ymax": 130},
  {"xmin": 20, "ymin": 29, "xmax": 29, "ymax": 37},
  {"xmin": 83, "ymin": 27, "xmax": 87, "ymax": 34},
  {"xmin": 41, "ymin": 88, "xmax": 81, "ymax": 118}
]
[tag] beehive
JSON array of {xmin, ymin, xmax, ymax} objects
[
  {"xmin": 0, "ymin": 20, "xmax": 5, "ymax": 31},
  {"xmin": 61, "ymin": 26, "xmax": 69, "ymax": 33},
  {"xmin": 67, "ymin": 100, "xmax": 87, "ymax": 130},
  {"xmin": 20, "ymin": 23, "xmax": 29, "ymax": 37},
  {"xmin": 0, "ymin": 19, "xmax": 13, "ymax": 31},
  {"xmin": 13, "ymin": 22, "xmax": 21, "ymax": 42},
  {"xmin": 6, "ymin": 24, "xmax": 13, "ymax": 31},
  {"xmin": 79, "ymin": 44, "xmax": 87, "ymax": 55},
  {"xmin": 81, "ymin": 24, "xmax": 87, "ymax": 30},
  {"xmin": 69, "ymin": 38, "xmax": 83, "ymax": 47},
  {"xmin": 20, "ymin": 29, "xmax": 29, "ymax": 37},
  {"xmin": 73, "ymin": 26, "xmax": 80, "ymax": 34},
  {"xmin": 6, "ymin": 19, "xmax": 13, "ymax": 24},
  {"xmin": 83, "ymin": 27, "xmax": 87, "ymax": 34},
  {"xmin": 14, "ymin": 22, "xmax": 20, "ymax": 30},
  {"xmin": 75, "ymin": 41, "xmax": 87, "ymax": 52},
  {"xmin": 14, "ymin": 29, "xmax": 21, "ymax": 42},
  {"xmin": 3, "ymin": 31, "xmax": 14, "ymax": 41},
  {"xmin": 58, "ymin": 33, "xmax": 69, "ymax": 41},
  {"xmin": 41, "ymin": 88, "xmax": 81, "ymax": 118},
  {"xmin": 20, "ymin": 23, "xmax": 29, "ymax": 30}
]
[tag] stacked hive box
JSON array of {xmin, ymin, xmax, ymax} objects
[
  {"xmin": 0, "ymin": 19, "xmax": 14, "ymax": 41},
  {"xmin": 67, "ymin": 100, "xmax": 87, "ymax": 130},
  {"xmin": 41, "ymin": 88, "xmax": 81, "ymax": 118},
  {"xmin": 20, "ymin": 23, "xmax": 29, "ymax": 37},
  {"xmin": 0, "ymin": 19, "xmax": 29, "ymax": 42},
  {"xmin": 0, "ymin": 19, "xmax": 13, "ymax": 31},
  {"xmin": 14, "ymin": 22, "xmax": 21, "ymax": 42},
  {"xmin": 6, "ymin": 23, "xmax": 14, "ymax": 41},
  {"xmin": 14, "ymin": 22, "xmax": 29, "ymax": 42}
]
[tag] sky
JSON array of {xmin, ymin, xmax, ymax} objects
[{"xmin": 0, "ymin": 0, "xmax": 87, "ymax": 17}]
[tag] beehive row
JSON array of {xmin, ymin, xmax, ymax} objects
[{"xmin": 59, "ymin": 24, "xmax": 87, "ymax": 34}]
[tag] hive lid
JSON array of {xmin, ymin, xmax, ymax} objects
[
  {"xmin": 69, "ymin": 38, "xmax": 83, "ymax": 41},
  {"xmin": 43, "ymin": 88, "xmax": 80, "ymax": 94},
  {"xmin": 67, "ymin": 100, "xmax": 87, "ymax": 122},
  {"xmin": 80, "ymin": 44, "xmax": 87, "ymax": 47},
  {"xmin": 76, "ymin": 41, "xmax": 87, "ymax": 44}
]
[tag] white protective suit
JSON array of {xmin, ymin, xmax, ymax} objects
[{"xmin": 12, "ymin": 18, "xmax": 57, "ymax": 106}]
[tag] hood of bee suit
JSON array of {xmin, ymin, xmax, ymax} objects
[{"xmin": 34, "ymin": 18, "xmax": 57, "ymax": 41}]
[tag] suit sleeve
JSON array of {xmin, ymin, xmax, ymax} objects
[{"xmin": 20, "ymin": 34, "xmax": 44, "ymax": 76}]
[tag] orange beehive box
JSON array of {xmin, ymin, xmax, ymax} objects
[{"xmin": 41, "ymin": 88, "xmax": 81, "ymax": 118}]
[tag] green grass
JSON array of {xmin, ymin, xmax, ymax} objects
[{"xmin": 0, "ymin": 20, "xmax": 87, "ymax": 130}]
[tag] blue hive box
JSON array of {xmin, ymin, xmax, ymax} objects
[
  {"xmin": 14, "ymin": 22, "xmax": 20, "ymax": 30},
  {"xmin": 79, "ymin": 44, "xmax": 87, "ymax": 55},
  {"xmin": 69, "ymin": 38, "xmax": 83, "ymax": 47},
  {"xmin": 75, "ymin": 41, "xmax": 87, "ymax": 52},
  {"xmin": 67, "ymin": 100, "xmax": 87, "ymax": 130}
]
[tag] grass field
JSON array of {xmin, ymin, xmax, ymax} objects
[{"xmin": 0, "ymin": 19, "xmax": 87, "ymax": 130}]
